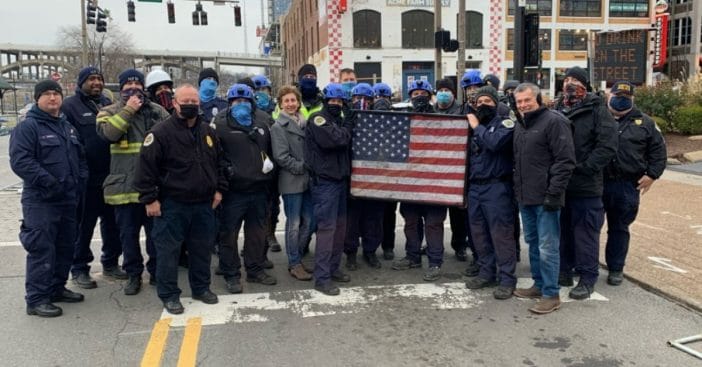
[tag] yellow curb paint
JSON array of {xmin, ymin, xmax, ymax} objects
[
  {"xmin": 177, "ymin": 317, "xmax": 203, "ymax": 367},
  {"xmin": 141, "ymin": 317, "xmax": 172, "ymax": 367}
]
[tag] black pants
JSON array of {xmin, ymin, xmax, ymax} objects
[
  {"xmin": 71, "ymin": 186, "xmax": 122, "ymax": 275},
  {"xmin": 218, "ymin": 191, "xmax": 268, "ymax": 279}
]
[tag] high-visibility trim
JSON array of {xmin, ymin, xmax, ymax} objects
[
  {"xmin": 110, "ymin": 142, "xmax": 142, "ymax": 154},
  {"xmin": 104, "ymin": 192, "xmax": 141, "ymax": 205},
  {"xmin": 107, "ymin": 114, "xmax": 129, "ymax": 133}
]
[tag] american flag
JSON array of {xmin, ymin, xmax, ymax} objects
[{"xmin": 350, "ymin": 111, "xmax": 469, "ymax": 206}]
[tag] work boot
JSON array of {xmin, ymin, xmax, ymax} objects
[
  {"xmin": 246, "ymin": 271, "xmax": 277, "ymax": 285},
  {"xmin": 267, "ymin": 233, "xmax": 282, "ymax": 252},
  {"xmin": 262, "ymin": 258, "xmax": 274, "ymax": 269},
  {"xmin": 302, "ymin": 262, "xmax": 314, "ymax": 273},
  {"xmin": 72, "ymin": 272, "xmax": 97, "ymax": 289},
  {"xmin": 558, "ymin": 272, "xmax": 574, "ymax": 287},
  {"xmin": 493, "ymin": 286, "xmax": 515, "ymax": 300},
  {"xmin": 51, "ymin": 289, "xmax": 85, "ymax": 303},
  {"xmin": 103, "ymin": 266, "xmax": 128, "ymax": 280},
  {"xmin": 529, "ymin": 296, "xmax": 561, "ymax": 315},
  {"xmin": 455, "ymin": 250, "xmax": 468, "ymax": 262},
  {"xmin": 331, "ymin": 270, "xmax": 351, "ymax": 283},
  {"xmin": 225, "ymin": 278, "xmax": 243, "ymax": 294},
  {"xmin": 163, "ymin": 300, "xmax": 184, "ymax": 315},
  {"xmin": 289, "ymin": 264, "xmax": 312, "ymax": 281},
  {"xmin": 315, "ymin": 283, "xmax": 340, "ymax": 296},
  {"xmin": 419, "ymin": 245, "xmax": 427, "ymax": 255},
  {"xmin": 363, "ymin": 252, "xmax": 381, "ymax": 269},
  {"xmin": 423, "ymin": 266, "xmax": 441, "ymax": 281},
  {"xmin": 391, "ymin": 257, "xmax": 421, "ymax": 270},
  {"xmin": 607, "ymin": 271, "xmax": 623, "ymax": 286},
  {"xmin": 26, "ymin": 303, "xmax": 62, "ymax": 318},
  {"xmin": 513, "ymin": 286, "xmax": 542, "ymax": 299},
  {"xmin": 124, "ymin": 275, "xmax": 142, "ymax": 296},
  {"xmin": 465, "ymin": 277, "xmax": 498, "ymax": 289},
  {"xmin": 193, "ymin": 290, "xmax": 219, "ymax": 304},
  {"xmin": 382, "ymin": 248, "xmax": 395, "ymax": 260},
  {"xmin": 462, "ymin": 261, "xmax": 480, "ymax": 277},
  {"xmin": 345, "ymin": 253, "xmax": 358, "ymax": 271},
  {"xmin": 569, "ymin": 281, "xmax": 594, "ymax": 300}
]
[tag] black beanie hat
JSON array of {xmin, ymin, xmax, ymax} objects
[
  {"xmin": 297, "ymin": 64, "xmax": 317, "ymax": 80},
  {"xmin": 77, "ymin": 66, "xmax": 102, "ymax": 88},
  {"xmin": 237, "ymin": 77, "xmax": 256, "ymax": 90},
  {"xmin": 34, "ymin": 80, "xmax": 63, "ymax": 101},
  {"xmin": 565, "ymin": 66, "xmax": 589, "ymax": 87},
  {"xmin": 198, "ymin": 68, "xmax": 219, "ymax": 86},
  {"xmin": 118, "ymin": 69, "xmax": 145, "ymax": 90},
  {"xmin": 435, "ymin": 78, "xmax": 456, "ymax": 96},
  {"xmin": 475, "ymin": 86, "xmax": 499, "ymax": 105}
]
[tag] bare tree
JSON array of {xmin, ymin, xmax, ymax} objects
[{"xmin": 56, "ymin": 24, "xmax": 135, "ymax": 84}]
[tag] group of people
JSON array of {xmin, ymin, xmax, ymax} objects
[{"xmin": 9, "ymin": 61, "xmax": 665, "ymax": 317}]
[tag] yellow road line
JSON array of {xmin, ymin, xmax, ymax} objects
[
  {"xmin": 177, "ymin": 317, "xmax": 203, "ymax": 367},
  {"xmin": 141, "ymin": 318, "xmax": 172, "ymax": 367}
]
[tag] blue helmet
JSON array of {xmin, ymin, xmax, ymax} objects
[
  {"xmin": 351, "ymin": 83, "xmax": 374, "ymax": 98},
  {"xmin": 460, "ymin": 69, "xmax": 483, "ymax": 88},
  {"xmin": 252, "ymin": 75, "xmax": 271, "ymax": 90},
  {"xmin": 373, "ymin": 83, "xmax": 392, "ymax": 98},
  {"xmin": 408, "ymin": 80, "xmax": 433, "ymax": 96},
  {"xmin": 226, "ymin": 83, "xmax": 254, "ymax": 101},
  {"xmin": 322, "ymin": 83, "xmax": 348, "ymax": 100}
]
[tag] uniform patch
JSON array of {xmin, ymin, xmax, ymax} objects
[
  {"xmin": 143, "ymin": 133, "xmax": 154, "ymax": 147},
  {"xmin": 635, "ymin": 119, "xmax": 643, "ymax": 126},
  {"xmin": 206, "ymin": 135, "xmax": 213, "ymax": 148},
  {"xmin": 313, "ymin": 116, "xmax": 326, "ymax": 126},
  {"xmin": 502, "ymin": 119, "xmax": 515, "ymax": 128}
]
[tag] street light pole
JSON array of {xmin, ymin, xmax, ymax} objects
[
  {"xmin": 456, "ymin": 0, "xmax": 465, "ymax": 103},
  {"xmin": 81, "ymin": 0, "xmax": 89, "ymax": 65},
  {"xmin": 434, "ymin": 0, "xmax": 442, "ymax": 80}
]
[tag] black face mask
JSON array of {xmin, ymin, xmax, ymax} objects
[
  {"xmin": 179, "ymin": 104, "xmax": 199, "ymax": 119},
  {"xmin": 373, "ymin": 99, "xmax": 391, "ymax": 111},
  {"xmin": 411, "ymin": 95, "xmax": 431, "ymax": 112},
  {"xmin": 327, "ymin": 104, "xmax": 342, "ymax": 117},
  {"xmin": 476, "ymin": 105, "xmax": 497, "ymax": 124}
]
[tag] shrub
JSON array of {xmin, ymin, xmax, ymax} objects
[
  {"xmin": 672, "ymin": 105, "xmax": 702, "ymax": 135},
  {"xmin": 635, "ymin": 81, "xmax": 684, "ymax": 126},
  {"xmin": 651, "ymin": 115, "xmax": 673, "ymax": 134}
]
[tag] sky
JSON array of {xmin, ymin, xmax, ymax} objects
[{"xmin": 1, "ymin": 0, "xmax": 270, "ymax": 72}]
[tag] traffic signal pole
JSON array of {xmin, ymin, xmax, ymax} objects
[
  {"xmin": 434, "ymin": 0, "xmax": 442, "ymax": 80},
  {"xmin": 81, "ymin": 0, "xmax": 88, "ymax": 65},
  {"xmin": 456, "ymin": 0, "xmax": 465, "ymax": 103},
  {"xmin": 513, "ymin": 0, "xmax": 526, "ymax": 82}
]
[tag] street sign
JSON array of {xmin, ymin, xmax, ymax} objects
[{"xmin": 593, "ymin": 29, "xmax": 648, "ymax": 85}]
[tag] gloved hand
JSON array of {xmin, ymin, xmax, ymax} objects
[
  {"xmin": 543, "ymin": 194, "xmax": 561, "ymax": 212},
  {"xmin": 342, "ymin": 100, "xmax": 356, "ymax": 121}
]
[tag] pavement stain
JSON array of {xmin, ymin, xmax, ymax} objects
[
  {"xmin": 562, "ymin": 356, "xmax": 624, "ymax": 367},
  {"xmin": 532, "ymin": 336, "xmax": 572, "ymax": 351}
]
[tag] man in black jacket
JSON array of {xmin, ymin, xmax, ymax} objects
[
  {"xmin": 555, "ymin": 67, "xmax": 618, "ymax": 300},
  {"xmin": 603, "ymin": 81, "xmax": 666, "ymax": 286},
  {"xmin": 134, "ymin": 84, "xmax": 227, "ymax": 315},
  {"xmin": 512, "ymin": 83, "xmax": 575, "ymax": 314},
  {"xmin": 61, "ymin": 66, "xmax": 126, "ymax": 288}
]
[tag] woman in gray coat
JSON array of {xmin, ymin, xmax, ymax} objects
[{"xmin": 270, "ymin": 86, "xmax": 314, "ymax": 281}]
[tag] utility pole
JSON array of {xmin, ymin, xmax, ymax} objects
[
  {"xmin": 434, "ymin": 0, "xmax": 442, "ymax": 80},
  {"xmin": 513, "ymin": 0, "xmax": 526, "ymax": 82},
  {"xmin": 456, "ymin": 0, "xmax": 465, "ymax": 103},
  {"xmin": 81, "ymin": 0, "xmax": 88, "ymax": 65}
]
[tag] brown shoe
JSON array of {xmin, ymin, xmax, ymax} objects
[
  {"xmin": 529, "ymin": 296, "xmax": 561, "ymax": 315},
  {"xmin": 289, "ymin": 264, "xmax": 312, "ymax": 281},
  {"xmin": 513, "ymin": 286, "xmax": 542, "ymax": 299}
]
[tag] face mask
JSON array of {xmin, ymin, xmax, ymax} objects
[
  {"xmin": 326, "ymin": 104, "xmax": 342, "ymax": 117},
  {"xmin": 121, "ymin": 88, "xmax": 145, "ymax": 104},
  {"xmin": 352, "ymin": 98, "xmax": 371, "ymax": 110},
  {"xmin": 436, "ymin": 91, "xmax": 453, "ymax": 106},
  {"xmin": 299, "ymin": 78, "xmax": 318, "ymax": 99},
  {"xmin": 373, "ymin": 98, "xmax": 391, "ymax": 111},
  {"xmin": 230, "ymin": 102, "xmax": 252, "ymax": 126},
  {"xmin": 476, "ymin": 105, "xmax": 497, "ymax": 124},
  {"xmin": 255, "ymin": 91, "xmax": 271, "ymax": 109},
  {"xmin": 199, "ymin": 79, "xmax": 218, "ymax": 103},
  {"xmin": 609, "ymin": 96, "xmax": 633, "ymax": 112},
  {"xmin": 342, "ymin": 82, "xmax": 357, "ymax": 98},
  {"xmin": 178, "ymin": 104, "xmax": 199, "ymax": 119},
  {"xmin": 411, "ymin": 95, "xmax": 431, "ymax": 112},
  {"xmin": 157, "ymin": 91, "xmax": 174, "ymax": 111}
]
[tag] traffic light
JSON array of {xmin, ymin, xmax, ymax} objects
[
  {"xmin": 193, "ymin": 2, "xmax": 207, "ymax": 26},
  {"xmin": 443, "ymin": 39, "xmax": 459, "ymax": 52},
  {"xmin": 200, "ymin": 9, "xmax": 208, "ymax": 26},
  {"xmin": 127, "ymin": 1, "xmax": 136, "ymax": 22},
  {"xmin": 86, "ymin": 1, "xmax": 97, "ymax": 24},
  {"xmin": 167, "ymin": 1, "xmax": 175, "ymax": 24},
  {"xmin": 234, "ymin": 6, "xmax": 242, "ymax": 27},
  {"xmin": 524, "ymin": 13, "xmax": 540, "ymax": 67},
  {"xmin": 434, "ymin": 29, "xmax": 450, "ymax": 49},
  {"xmin": 96, "ymin": 9, "xmax": 107, "ymax": 32}
]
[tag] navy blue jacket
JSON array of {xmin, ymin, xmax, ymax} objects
[
  {"xmin": 606, "ymin": 107, "xmax": 667, "ymax": 181},
  {"xmin": 201, "ymin": 97, "xmax": 229, "ymax": 123},
  {"xmin": 61, "ymin": 90, "xmax": 112, "ymax": 188},
  {"xmin": 10, "ymin": 105, "xmax": 89, "ymax": 204},
  {"xmin": 469, "ymin": 113, "xmax": 515, "ymax": 182},
  {"xmin": 304, "ymin": 108, "xmax": 352, "ymax": 181}
]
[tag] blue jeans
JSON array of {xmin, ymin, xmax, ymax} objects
[
  {"xmin": 282, "ymin": 191, "xmax": 314, "ymax": 268},
  {"xmin": 520, "ymin": 205, "xmax": 561, "ymax": 298}
]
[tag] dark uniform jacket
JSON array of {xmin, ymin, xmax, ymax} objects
[
  {"xmin": 436, "ymin": 100, "xmax": 463, "ymax": 115},
  {"xmin": 61, "ymin": 90, "xmax": 112, "ymax": 189},
  {"xmin": 133, "ymin": 114, "xmax": 228, "ymax": 204},
  {"xmin": 304, "ymin": 108, "xmax": 352, "ymax": 181},
  {"xmin": 469, "ymin": 113, "xmax": 514, "ymax": 182},
  {"xmin": 201, "ymin": 97, "xmax": 229, "ymax": 124},
  {"xmin": 513, "ymin": 107, "xmax": 576, "ymax": 206},
  {"xmin": 606, "ymin": 107, "xmax": 666, "ymax": 181},
  {"xmin": 10, "ymin": 105, "xmax": 89, "ymax": 204},
  {"xmin": 213, "ymin": 109, "xmax": 274, "ymax": 193},
  {"xmin": 558, "ymin": 94, "xmax": 618, "ymax": 197}
]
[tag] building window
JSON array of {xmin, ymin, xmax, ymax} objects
[
  {"xmin": 353, "ymin": 10, "xmax": 381, "ymax": 48},
  {"xmin": 609, "ymin": 0, "xmax": 649, "ymax": 17},
  {"xmin": 507, "ymin": 28, "xmax": 552, "ymax": 51},
  {"xmin": 508, "ymin": 0, "xmax": 553, "ymax": 16},
  {"xmin": 402, "ymin": 10, "xmax": 434, "ymax": 49},
  {"xmin": 464, "ymin": 11, "xmax": 483, "ymax": 48},
  {"xmin": 560, "ymin": 0, "xmax": 602, "ymax": 17},
  {"xmin": 673, "ymin": 17, "xmax": 692, "ymax": 46},
  {"xmin": 558, "ymin": 29, "xmax": 588, "ymax": 51}
]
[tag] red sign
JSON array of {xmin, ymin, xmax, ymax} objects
[
  {"xmin": 654, "ymin": 13, "xmax": 669, "ymax": 70},
  {"xmin": 50, "ymin": 72, "xmax": 62, "ymax": 81},
  {"xmin": 339, "ymin": 0, "xmax": 347, "ymax": 13}
]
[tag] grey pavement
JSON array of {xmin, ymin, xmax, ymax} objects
[{"xmin": 668, "ymin": 161, "xmax": 702, "ymax": 176}]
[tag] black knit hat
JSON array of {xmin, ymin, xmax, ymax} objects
[
  {"xmin": 198, "ymin": 68, "xmax": 219, "ymax": 86},
  {"xmin": 118, "ymin": 68, "xmax": 145, "ymax": 90},
  {"xmin": 475, "ymin": 86, "xmax": 499, "ymax": 105},
  {"xmin": 34, "ymin": 80, "xmax": 63, "ymax": 101},
  {"xmin": 565, "ymin": 66, "xmax": 589, "ymax": 87},
  {"xmin": 237, "ymin": 77, "xmax": 256, "ymax": 90},
  {"xmin": 297, "ymin": 64, "xmax": 317, "ymax": 80},
  {"xmin": 435, "ymin": 78, "xmax": 456, "ymax": 96},
  {"xmin": 77, "ymin": 66, "xmax": 102, "ymax": 88}
]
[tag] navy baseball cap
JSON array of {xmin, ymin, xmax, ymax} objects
[{"xmin": 611, "ymin": 81, "xmax": 634, "ymax": 95}]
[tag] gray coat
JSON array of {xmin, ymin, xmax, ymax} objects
[{"xmin": 270, "ymin": 112, "xmax": 309, "ymax": 195}]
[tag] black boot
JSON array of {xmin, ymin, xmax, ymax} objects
[{"xmin": 124, "ymin": 275, "xmax": 142, "ymax": 295}]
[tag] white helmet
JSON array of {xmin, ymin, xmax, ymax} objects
[{"xmin": 145, "ymin": 69, "xmax": 173, "ymax": 90}]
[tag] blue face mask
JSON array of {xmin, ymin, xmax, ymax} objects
[
  {"xmin": 436, "ymin": 91, "xmax": 453, "ymax": 106},
  {"xmin": 199, "ymin": 79, "xmax": 218, "ymax": 103},
  {"xmin": 230, "ymin": 102, "xmax": 252, "ymax": 126},
  {"xmin": 255, "ymin": 91, "xmax": 271, "ymax": 109},
  {"xmin": 341, "ymin": 82, "xmax": 357, "ymax": 98},
  {"xmin": 299, "ymin": 78, "xmax": 318, "ymax": 98},
  {"xmin": 609, "ymin": 96, "xmax": 633, "ymax": 112}
]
